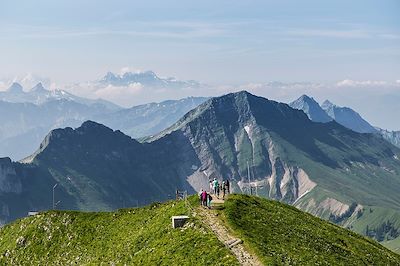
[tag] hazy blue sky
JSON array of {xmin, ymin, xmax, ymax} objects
[
  {"xmin": 1, "ymin": 0, "xmax": 399, "ymax": 84},
  {"xmin": 0, "ymin": 1, "xmax": 400, "ymax": 129}
]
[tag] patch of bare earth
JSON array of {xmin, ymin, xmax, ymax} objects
[{"xmin": 196, "ymin": 196, "xmax": 263, "ymax": 266}]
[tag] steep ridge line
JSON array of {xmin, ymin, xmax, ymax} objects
[{"xmin": 196, "ymin": 196, "xmax": 263, "ymax": 266}]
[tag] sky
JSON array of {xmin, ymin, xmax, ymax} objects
[{"xmin": 0, "ymin": 0, "xmax": 399, "ymax": 129}]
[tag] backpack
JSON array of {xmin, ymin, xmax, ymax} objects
[{"xmin": 202, "ymin": 191, "xmax": 207, "ymax": 200}]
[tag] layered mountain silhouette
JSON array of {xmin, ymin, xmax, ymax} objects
[
  {"xmin": 0, "ymin": 81, "xmax": 120, "ymax": 160},
  {"xmin": 0, "ymin": 82, "xmax": 119, "ymax": 108},
  {"xmin": 0, "ymin": 82, "xmax": 207, "ymax": 160},
  {"xmin": 321, "ymin": 100, "xmax": 377, "ymax": 133},
  {"xmin": 289, "ymin": 95, "xmax": 332, "ymax": 123},
  {"xmin": 2, "ymin": 91, "xmax": 400, "ymax": 252},
  {"xmin": 290, "ymin": 95, "xmax": 400, "ymax": 148},
  {"xmin": 93, "ymin": 97, "xmax": 208, "ymax": 138}
]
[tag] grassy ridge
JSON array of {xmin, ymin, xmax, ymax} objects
[
  {"xmin": 1, "ymin": 195, "xmax": 400, "ymax": 265},
  {"xmin": 222, "ymin": 194, "xmax": 400, "ymax": 265},
  {"xmin": 0, "ymin": 200, "xmax": 237, "ymax": 265}
]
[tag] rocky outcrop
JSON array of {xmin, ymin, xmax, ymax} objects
[{"xmin": 376, "ymin": 128, "xmax": 400, "ymax": 148}]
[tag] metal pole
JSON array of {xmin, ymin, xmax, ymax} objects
[
  {"xmin": 247, "ymin": 161, "xmax": 251, "ymax": 195},
  {"xmin": 52, "ymin": 183, "xmax": 58, "ymax": 210}
]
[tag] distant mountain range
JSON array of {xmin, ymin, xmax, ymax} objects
[
  {"xmin": 0, "ymin": 99, "xmax": 114, "ymax": 160},
  {"xmin": 290, "ymin": 95, "xmax": 400, "ymax": 147},
  {"xmin": 320, "ymin": 99, "xmax": 377, "ymax": 133},
  {"xmin": 2, "ymin": 91, "xmax": 400, "ymax": 253},
  {"xmin": 0, "ymin": 82, "xmax": 119, "ymax": 109},
  {"xmin": 0, "ymin": 82, "xmax": 121, "ymax": 160},
  {"xmin": 289, "ymin": 95, "xmax": 332, "ymax": 123},
  {"xmin": 94, "ymin": 97, "xmax": 208, "ymax": 138},
  {"xmin": 99, "ymin": 70, "xmax": 202, "ymax": 89},
  {"xmin": 3, "ymin": 75, "xmax": 397, "ymax": 161},
  {"xmin": 0, "ymin": 82, "xmax": 208, "ymax": 160}
]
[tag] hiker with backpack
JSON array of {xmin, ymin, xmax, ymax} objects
[
  {"xmin": 213, "ymin": 178, "xmax": 219, "ymax": 196},
  {"xmin": 199, "ymin": 189, "xmax": 203, "ymax": 205},
  {"xmin": 225, "ymin": 179, "xmax": 230, "ymax": 194},
  {"xmin": 199, "ymin": 189, "xmax": 204, "ymax": 205},
  {"xmin": 207, "ymin": 193, "xmax": 213, "ymax": 208},
  {"xmin": 201, "ymin": 190, "xmax": 207, "ymax": 207}
]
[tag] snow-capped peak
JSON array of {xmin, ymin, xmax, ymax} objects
[
  {"xmin": 98, "ymin": 70, "xmax": 201, "ymax": 89},
  {"xmin": 299, "ymin": 94, "xmax": 315, "ymax": 102},
  {"xmin": 31, "ymin": 82, "xmax": 48, "ymax": 92},
  {"xmin": 7, "ymin": 82, "xmax": 24, "ymax": 93},
  {"xmin": 321, "ymin": 100, "xmax": 335, "ymax": 109}
]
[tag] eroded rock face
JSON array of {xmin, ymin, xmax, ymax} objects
[
  {"xmin": 183, "ymin": 113, "xmax": 318, "ymax": 205},
  {"xmin": 315, "ymin": 198, "xmax": 350, "ymax": 217},
  {"xmin": 268, "ymin": 160, "xmax": 316, "ymax": 204},
  {"xmin": 0, "ymin": 158, "xmax": 22, "ymax": 194}
]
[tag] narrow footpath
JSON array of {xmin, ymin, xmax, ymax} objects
[{"xmin": 196, "ymin": 195, "xmax": 263, "ymax": 266}]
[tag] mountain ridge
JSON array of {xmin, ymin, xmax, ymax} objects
[
  {"xmin": 289, "ymin": 94, "xmax": 332, "ymax": 123},
  {"xmin": 290, "ymin": 94, "xmax": 400, "ymax": 148},
  {"xmin": 321, "ymin": 100, "xmax": 377, "ymax": 133},
  {"xmin": 0, "ymin": 82, "xmax": 120, "ymax": 109},
  {"xmin": 94, "ymin": 96, "xmax": 209, "ymax": 138},
  {"xmin": 2, "ymin": 91, "xmax": 400, "ymax": 252}
]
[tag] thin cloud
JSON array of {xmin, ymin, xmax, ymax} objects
[
  {"xmin": 284, "ymin": 28, "xmax": 400, "ymax": 40},
  {"xmin": 0, "ymin": 21, "xmax": 230, "ymax": 40},
  {"xmin": 379, "ymin": 34, "xmax": 400, "ymax": 40},
  {"xmin": 336, "ymin": 79, "xmax": 388, "ymax": 87},
  {"xmin": 285, "ymin": 29, "xmax": 371, "ymax": 39}
]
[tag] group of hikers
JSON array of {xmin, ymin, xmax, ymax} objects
[{"xmin": 199, "ymin": 178, "xmax": 230, "ymax": 208}]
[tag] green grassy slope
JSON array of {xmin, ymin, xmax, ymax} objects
[
  {"xmin": 383, "ymin": 237, "xmax": 400, "ymax": 254},
  {"xmin": 222, "ymin": 194, "xmax": 400, "ymax": 265},
  {"xmin": 1, "ymin": 195, "xmax": 400, "ymax": 265},
  {"xmin": 0, "ymin": 200, "xmax": 238, "ymax": 265}
]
